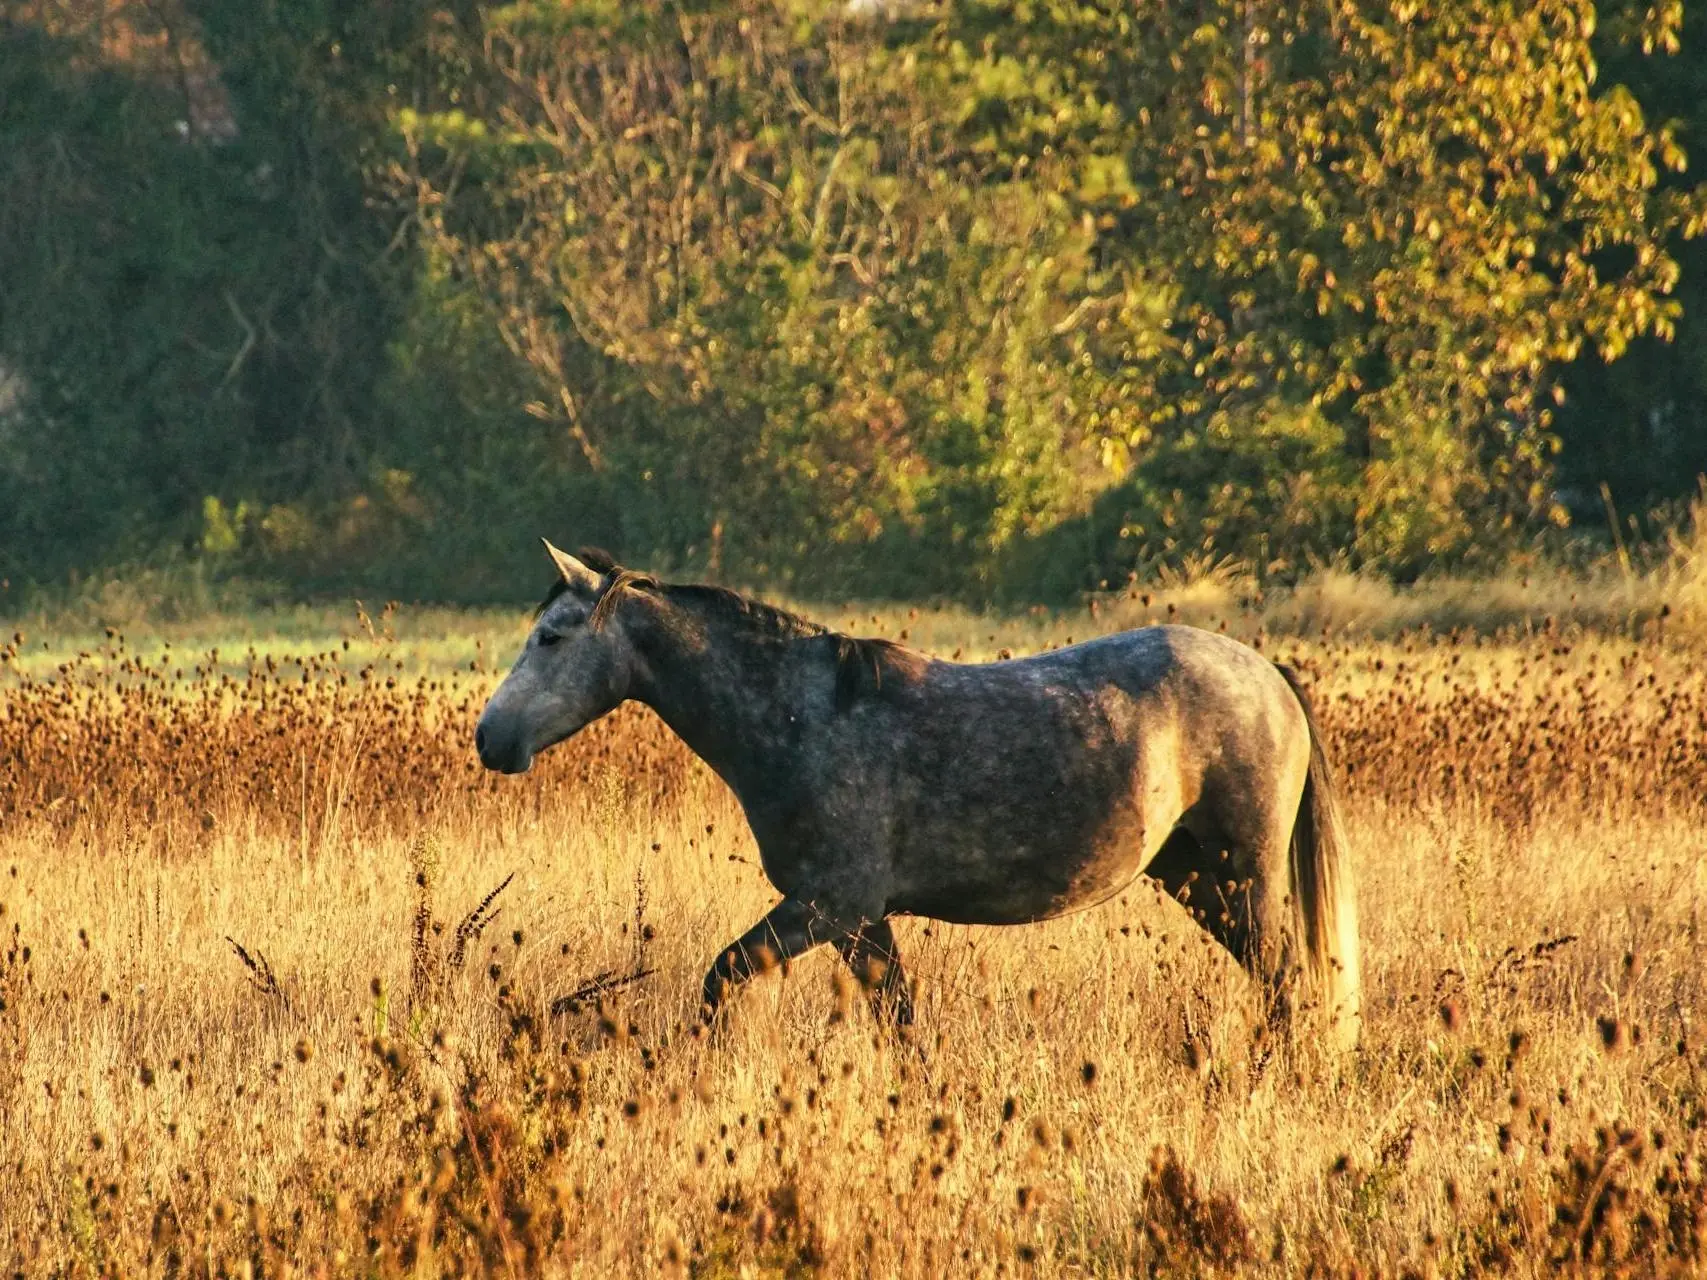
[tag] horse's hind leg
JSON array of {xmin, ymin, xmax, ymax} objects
[
  {"xmin": 836, "ymin": 920, "xmax": 914, "ymax": 1026},
  {"xmin": 1145, "ymin": 816, "xmax": 1297, "ymax": 1029},
  {"xmin": 1145, "ymin": 826, "xmax": 1251, "ymax": 960}
]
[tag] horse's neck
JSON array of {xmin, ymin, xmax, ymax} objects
[{"xmin": 630, "ymin": 618, "xmax": 811, "ymax": 792}]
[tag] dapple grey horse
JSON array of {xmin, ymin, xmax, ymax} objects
[{"xmin": 476, "ymin": 543, "xmax": 1361, "ymax": 1049}]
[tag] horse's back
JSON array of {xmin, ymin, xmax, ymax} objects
[
  {"xmin": 914, "ymin": 625, "xmax": 1300, "ymax": 755},
  {"xmin": 854, "ymin": 626, "xmax": 1308, "ymax": 924}
]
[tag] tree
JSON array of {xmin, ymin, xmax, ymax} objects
[
  {"xmin": 941, "ymin": 0, "xmax": 1703, "ymax": 573},
  {"xmin": 400, "ymin": 0, "xmax": 1165, "ymax": 590},
  {"xmin": 0, "ymin": 0, "xmax": 433, "ymax": 583},
  {"xmin": 1554, "ymin": 0, "xmax": 1707, "ymax": 519}
]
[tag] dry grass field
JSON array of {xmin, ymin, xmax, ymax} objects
[{"xmin": 2, "ymin": 590, "xmax": 1706, "ymax": 1277}]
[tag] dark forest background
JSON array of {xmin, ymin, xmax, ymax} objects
[{"xmin": 3, "ymin": 0, "xmax": 1705, "ymax": 604}]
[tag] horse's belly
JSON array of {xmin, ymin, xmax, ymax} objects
[{"xmin": 889, "ymin": 823, "xmax": 1151, "ymax": 926}]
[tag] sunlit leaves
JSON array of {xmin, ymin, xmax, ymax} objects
[{"xmin": 400, "ymin": 0, "xmax": 1704, "ymax": 582}]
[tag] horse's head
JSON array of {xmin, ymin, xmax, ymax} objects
[{"xmin": 475, "ymin": 541, "xmax": 649, "ymax": 774}]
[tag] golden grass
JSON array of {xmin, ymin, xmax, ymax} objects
[{"xmin": 2, "ymin": 605, "xmax": 1705, "ymax": 1277}]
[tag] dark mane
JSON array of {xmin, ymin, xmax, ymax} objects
[
  {"xmin": 832, "ymin": 634, "xmax": 925, "ymax": 712},
  {"xmin": 642, "ymin": 580, "xmax": 925, "ymax": 711},
  {"xmin": 665, "ymin": 583, "xmax": 928, "ymax": 713},
  {"xmin": 532, "ymin": 558, "xmax": 920, "ymax": 709},
  {"xmin": 576, "ymin": 546, "xmax": 621, "ymax": 574},
  {"xmin": 659, "ymin": 583, "xmax": 829, "ymax": 643}
]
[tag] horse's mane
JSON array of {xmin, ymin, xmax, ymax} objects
[
  {"xmin": 531, "ymin": 547, "xmax": 919, "ymax": 710},
  {"xmin": 660, "ymin": 582, "xmax": 827, "ymax": 643},
  {"xmin": 648, "ymin": 582, "xmax": 925, "ymax": 709},
  {"xmin": 832, "ymin": 633, "xmax": 922, "ymax": 712}
]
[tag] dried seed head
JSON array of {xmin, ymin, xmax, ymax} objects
[{"xmin": 1597, "ymin": 1016, "xmax": 1627, "ymax": 1054}]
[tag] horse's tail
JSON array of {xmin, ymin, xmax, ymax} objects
[{"xmin": 1276, "ymin": 664, "xmax": 1362, "ymax": 1051}]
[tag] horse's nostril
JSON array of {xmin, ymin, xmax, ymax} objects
[{"xmin": 475, "ymin": 726, "xmax": 487, "ymax": 755}]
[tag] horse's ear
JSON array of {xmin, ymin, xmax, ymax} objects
[{"xmin": 542, "ymin": 539, "xmax": 603, "ymax": 594}]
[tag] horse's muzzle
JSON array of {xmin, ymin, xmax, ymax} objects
[{"xmin": 475, "ymin": 722, "xmax": 532, "ymax": 775}]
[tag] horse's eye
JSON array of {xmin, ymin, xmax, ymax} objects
[{"xmin": 537, "ymin": 632, "xmax": 563, "ymax": 648}]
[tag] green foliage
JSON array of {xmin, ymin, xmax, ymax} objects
[
  {"xmin": 1555, "ymin": 2, "xmax": 1707, "ymax": 515},
  {"xmin": 938, "ymin": 0, "xmax": 1700, "ymax": 571},
  {"xmin": 0, "ymin": 0, "xmax": 413, "ymax": 581},
  {"xmin": 402, "ymin": 0, "xmax": 1704, "ymax": 591},
  {"xmin": 0, "ymin": 17, "xmax": 245, "ymax": 570},
  {"xmin": 397, "ymin": 0, "xmax": 1150, "ymax": 592},
  {"xmin": 1122, "ymin": 404, "xmax": 1361, "ymax": 577},
  {"xmin": 1, "ymin": 0, "xmax": 1703, "ymax": 599}
]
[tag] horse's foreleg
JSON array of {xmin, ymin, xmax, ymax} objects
[
  {"xmin": 836, "ymin": 920, "xmax": 914, "ymax": 1026},
  {"xmin": 700, "ymin": 897, "xmax": 830, "ymax": 1021}
]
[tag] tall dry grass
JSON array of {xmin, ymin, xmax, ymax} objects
[{"xmin": 1, "ymin": 607, "xmax": 1705, "ymax": 1276}]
